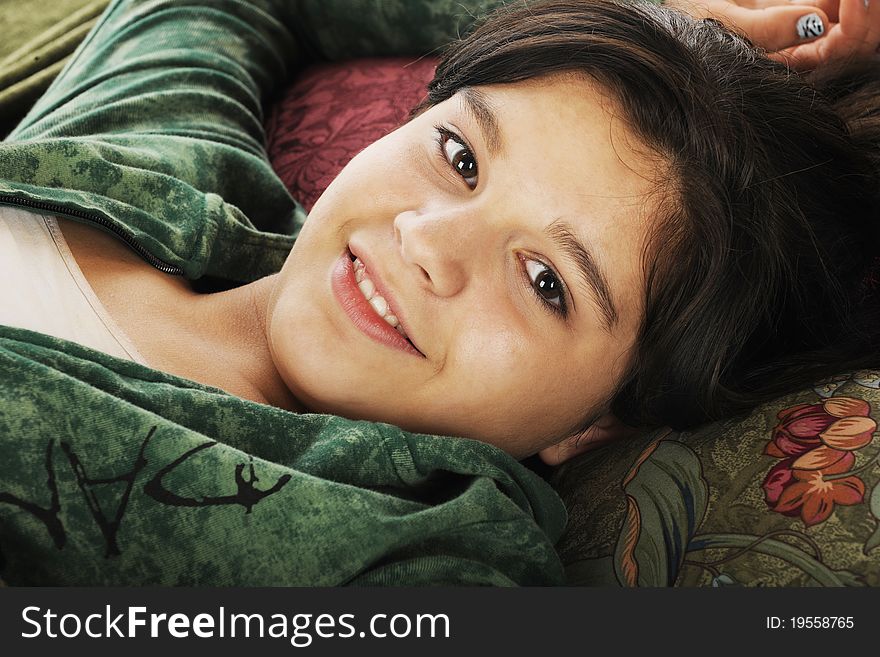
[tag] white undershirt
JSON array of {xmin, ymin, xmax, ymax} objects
[{"xmin": 0, "ymin": 205, "xmax": 149, "ymax": 365}]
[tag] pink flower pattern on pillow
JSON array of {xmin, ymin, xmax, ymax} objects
[{"xmin": 761, "ymin": 397, "xmax": 876, "ymax": 526}]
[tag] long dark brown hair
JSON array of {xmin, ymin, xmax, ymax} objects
[{"xmin": 419, "ymin": 0, "xmax": 880, "ymax": 430}]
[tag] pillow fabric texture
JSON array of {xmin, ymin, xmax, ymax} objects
[
  {"xmin": 552, "ymin": 376, "xmax": 880, "ymax": 587},
  {"xmin": 266, "ymin": 57, "xmax": 438, "ymax": 212}
]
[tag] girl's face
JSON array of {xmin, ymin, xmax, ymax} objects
[{"xmin": 267, "ymin": 75, "xmax": 657, "ymax": 459}]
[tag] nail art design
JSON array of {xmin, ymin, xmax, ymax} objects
[{"xmin": 796, "ymin": 14, "xmax": 825, "ymax": 39}]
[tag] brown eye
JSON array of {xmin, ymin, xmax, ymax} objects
[
  {"xmin": 535, "ymin": 269, "xmax": 562, "ymax": 301},
  {"xmin": 524, "ymin": 258, "xmax": 567, "ymax": 316},
  {"xmin": 440, "ymin": 131, "xmax": 478, "ymax": 189},
  {"xmin": 447, "ymin": 141, "xmax": 477, "ymax": 177}
]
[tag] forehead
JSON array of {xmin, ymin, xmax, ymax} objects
[
  {"xmin": 470, "ymin": 74, "xmax": 661, "ymax": 195},
  {"xmin": 459, "ymin": 75, "xmax": 660, "ymax": 328}
]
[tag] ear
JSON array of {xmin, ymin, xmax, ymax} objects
[
  {"xmin": 538, "ymin": 434, "xmax": 593, "ymax": 466},
  {"xmin": 538, "ymin": 413, "xmax": 640, "ymax": 466}
]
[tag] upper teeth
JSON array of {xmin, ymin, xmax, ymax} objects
[{"xmin": 353, "ymin": 257, "xmax": 408, "ymax": 338}]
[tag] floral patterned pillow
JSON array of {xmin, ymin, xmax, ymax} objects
[{"xmin": 552, "ymin": 373, "xmax": 880, "ymax": 586}]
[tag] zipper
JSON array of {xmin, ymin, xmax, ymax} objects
[{"xmin": 0, "ymin": 195, "xmax": 184, "ymax": 275}]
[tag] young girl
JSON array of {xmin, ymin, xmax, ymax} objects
[{"xmin": 1, "ymin": 0, "xmax": 879, "ymax": 585}]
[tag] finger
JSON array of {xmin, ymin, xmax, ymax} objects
[
  {"xmin": 722, "ymin": 5, "xmax": 830, "ymax": 51},
  {"xmin": 769, "ymin": 21, "xmax": 841, "ymax": 69},
  {"xmin": 739, "ymin": 0, "xmax": 839, "ymax": 19},
  {"xmin": 791, "ymin": 0, "xmax": 880, "ymax": 64},
  {"xmin": 769, "ymin": 43, "xmax": 822, "ymax": 69},
  {"xmin": 787, "ymin": 0, "xmax": 841, "ymax": 22},
  {"xmin": 838, "ymin": 0, "xmax": 880, "ymax": 56},
  {"xmin": 870, "ymin": 0, "xmax": 880, "ymax": 48},
  {"xmin": 663, "ymin": 0, "xmax": 720, "ymax": 19}
]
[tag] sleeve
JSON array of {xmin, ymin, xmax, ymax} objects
[
  {"xmin": 10, "ymin": 0, "xmax": 510, "ymax": 138},
  {"xmin": 5, "ymin": 0, "xmax": 506, "ymax": 166}
]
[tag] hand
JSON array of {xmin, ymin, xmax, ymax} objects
[
  {"xmin": 774, "ymin": 0, "xmax": 880, "ymax": 69},
  {"xmin": 666, "ymin": 0, "xmax": 880, "ymax": 70}
]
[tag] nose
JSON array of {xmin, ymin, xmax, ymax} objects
[{"xmin": 393, "ymin": 207, "xmax": 485, "ymax": 298}]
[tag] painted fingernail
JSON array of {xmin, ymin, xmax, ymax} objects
[{"xmin": 796, "ymin": 13, "xmax": 825, "ymax": 39}]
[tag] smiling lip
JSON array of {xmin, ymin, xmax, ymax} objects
[{"xmin": 331, "ymin": 250, "xmax": 424, "ymax": 358}]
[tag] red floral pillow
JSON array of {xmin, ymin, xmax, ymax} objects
[{"xmin": 266, "ymin": 57, "xmax": 438, "ymax": 212}]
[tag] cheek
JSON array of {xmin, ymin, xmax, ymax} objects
[
  {"xmin": 450, "ymin": 319, "xmax": 596, "ymax": 423},
  {"xmin": 452, "ymin": 324, "xmax": 528, "ymax": 392},
  {"xmin": 451, "ymin": 309, "xmax": 633, "ymax": 439}
]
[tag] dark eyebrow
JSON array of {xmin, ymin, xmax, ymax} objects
[
  {"xmin": 546, "ymin": 220, "xmax": 619, "ymax": 333},
  {"xmin": 460, "ymin": 87, "xmax": 503, "ymax": 156}
]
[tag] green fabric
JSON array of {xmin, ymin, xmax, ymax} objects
[
  {"xmin": 0, "ymin": 0, "xmax": 110, "ymax": 137},
  {"xmin": 0, "ymin": 0, "xmax": 104, "ymax": 61},
  {"xmin": 0, "ymin": 0, "xmax": 566, "ymax": 586}
]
